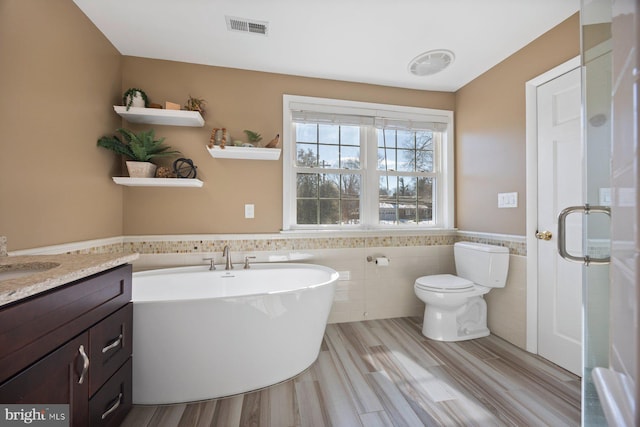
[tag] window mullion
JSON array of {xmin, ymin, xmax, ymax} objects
[{"xmin": 363, "ymin": 126, "xmax": 379, "ymax": 227}]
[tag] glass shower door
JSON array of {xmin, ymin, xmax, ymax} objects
[{"xmin": 580, "ymin": 0, "xmax": 612, "ymax": 424}]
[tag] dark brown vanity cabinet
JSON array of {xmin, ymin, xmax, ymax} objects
[{"xmin": 0, "ymin": 264, "xmax": 133, "ymax": 426}]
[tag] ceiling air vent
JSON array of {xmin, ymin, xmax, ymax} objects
[{"xmin": 226, "ymin": 16, "xmax": 269, "ymax": 36}]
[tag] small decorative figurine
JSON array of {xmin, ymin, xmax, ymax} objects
[
  {"xmin": 208, "ymin": 128, "xmax": 219, "ymax": 148},
  {"xmin": 265, "ymin": 134, "xmax": 280, "ymax": 148},
  {"xmin": 208, "ymin": 128, "xmax": 228, "ymax": 149},
  {"xmin": 173, "ymin": 158, "xmax": 198, "ymax": 179},
  {"xmin": 155, "ymin": 166, "xmax": 174, "ymax": 178},
  {"xmin": 220, "ymin": 128, "xmax": 228, "ymax": 148}
]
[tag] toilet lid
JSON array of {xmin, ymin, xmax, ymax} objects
[{"xmin": 415, "ymin": 274, "xmax": 474, "ymax": 292}]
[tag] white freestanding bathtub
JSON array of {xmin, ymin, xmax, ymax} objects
[{"xmin": 131, "ymin": 263, "xmax": 338, "ymax": 405}]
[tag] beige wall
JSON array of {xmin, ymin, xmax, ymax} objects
[
  {"xmin": 455, "ymin": 14, "xmax": 580, "ymax": 235},
  {"xmin": 0, "ymin": 3, "xmax": 579, "ymax": 248},
  {"xmin": 0, "ymin": 0, "xmax": 123, "ymax": 251},
  {"xmin": 120, "ymin": 58, "xmax": 455, "ymax": 235}
]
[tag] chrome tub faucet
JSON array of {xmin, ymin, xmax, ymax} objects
[{"xmin": 223, "ymin": 245, "xmax": 233, "ymax": 270}]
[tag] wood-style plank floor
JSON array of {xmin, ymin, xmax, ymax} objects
[{"xmin": 121, "ymin": 317, "xmax": 581, "ymax": 427}]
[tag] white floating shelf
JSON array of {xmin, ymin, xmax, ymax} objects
[
  {"xmin": 113, "ymin": 106, "xmax": 205, "ymax": 127},
  {"xmin": 206, "ymin": 145, "xmax": 281, "ymax": 161},
  {"xmin": 112, "ymin": 177, "xmax": 204, "ymax": 187}
]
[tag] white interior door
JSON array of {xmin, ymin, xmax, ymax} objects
[{"xmin": 536, "ymin": 67, "xmax": 583, "ymax": 376}]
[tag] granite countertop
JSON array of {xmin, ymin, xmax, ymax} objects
[{"xmin": 0, "ymin": 252, "xmax": 139, "ymax": 307}]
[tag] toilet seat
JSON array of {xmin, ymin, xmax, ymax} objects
[{"xmin": 415, "ymin": 274, "xmax": 474, "ymax": 292}]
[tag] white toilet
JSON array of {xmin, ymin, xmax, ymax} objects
[{"xmin": 414, "ymin": 242, "xmax": 509, "ymax": 342}]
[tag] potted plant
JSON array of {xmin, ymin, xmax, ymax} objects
[
  {"xmin": 243, "ymin": 130, "xmax": 262, "ymax": 146},
  {"xmin": 123, "ymin": 88, "xmax": 149, "ymax": 110},
  {"xmin": 184, "ymin": 95, "xmax": 206, "ymax": 115},
  {"xmin": 97, "ymin": 128, "xmax": 180, "ymax": 178}
]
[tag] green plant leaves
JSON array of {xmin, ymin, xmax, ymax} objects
[
  {"xmin": 97, "ymin": 128, "xmax": 180, "ymax": 162},
  {"xmin": 97, "ymin": 135, "xmax": 134, "ymax": 158},
  {"xmin": 244, "ymin": 129, "xmax": 262, "ymax": 143}
]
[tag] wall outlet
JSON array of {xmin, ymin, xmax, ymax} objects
[
  {"xmin": 244, "ymin": 204, "xmax": 255, "ymax": 219},
  {"xmin": 498, "ymin": 192, "xmax": 518, "ymax": 208}
]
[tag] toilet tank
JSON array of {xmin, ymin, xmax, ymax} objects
[{"xmin": 454, "ymin": 242, "xmax": 509, "ymax": 288}]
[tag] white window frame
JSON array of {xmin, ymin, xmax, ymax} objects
[{"xmin": 282, "ymin": 94, "xmax": 454, "ymax": 231}]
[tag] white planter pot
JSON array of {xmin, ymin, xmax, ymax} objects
[
  {"xmin": 126, "ymin": 161, "xmax": 157, "ymax": 178},
  {"xmin": 126, "ymin": 92, "xmax": 146, "ymax": 108}
]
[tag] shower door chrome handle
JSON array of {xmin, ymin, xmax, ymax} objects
[{"xmin": 557, "ymin": 204, "xmax": 611, "ymax": 265}]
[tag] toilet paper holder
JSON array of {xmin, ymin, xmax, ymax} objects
[{"xmin": 366, "ymin": 256, "xmax": 390, "ymax": 265}]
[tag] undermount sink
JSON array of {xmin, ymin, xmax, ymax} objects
[{"xmin": 0, "ymin": 262, "xmax": 60, "ymax": 281}]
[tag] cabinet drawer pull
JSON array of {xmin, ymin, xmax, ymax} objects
[
  {"xmin": 101, "ymin": 392, "xmax": 123, "ymax": 420},
  {"xmin": 102, "ymin": 333, "xmax": 124, "ymax": 354},
  {"xmin": 78, "ymin": 345, "xmax": 89, "ymax": 384}
]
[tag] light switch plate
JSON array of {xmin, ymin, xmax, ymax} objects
[
  {"xmin": 244, "ymin": 204, "xmax": 255, "ymax": 218},
  {"xmin": 498, "ymin": 192, "xmax": 518, "ymax": 208}
]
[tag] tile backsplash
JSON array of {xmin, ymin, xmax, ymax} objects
[
  {"xmin": 123, "ymin": 232, "xmax": 458, "ymax": 254},
  {"xmin": 7, "ymin": 230, "xmax": 526, "ymax": 257},
  {"xmin": 6, "ymin": 230, "xmax": 527, "ymax": 348}
]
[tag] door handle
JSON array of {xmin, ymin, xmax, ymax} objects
[
  {"xmin": 557, "ymin": 204, "xmax": 610, "ymax": 265},
  {"xmin": 535, "ymin": 230, "xmax": 553, "ymax": 240}
]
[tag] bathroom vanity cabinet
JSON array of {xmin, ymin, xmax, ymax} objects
[{"xmin": 0, "ymin": 264, "xmax": 133, "ymax": 426}]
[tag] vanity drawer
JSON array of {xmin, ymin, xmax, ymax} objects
[
  {"xmin": 89, "ymin": 358, "xmax": 132, "ymax": 427},
  {"xmin": 0, "ymin": 264, "xmax": 132, "ymax": 382},
  {"xmin": 89, "ymin": 303, "xmax": 132, "ymax": 396}
]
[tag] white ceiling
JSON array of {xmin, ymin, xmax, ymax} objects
[{"xmin": 73, "ymin": 0, "xmax": 579, "ymax": 92}]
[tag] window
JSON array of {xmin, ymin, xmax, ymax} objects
[
  {"xmin": 282, "ymin": 95, "xmax": 454, "ymax": 231},
  {"xmin": 377, "ymin": 128, "xmax": 436, "ymax": 225}
]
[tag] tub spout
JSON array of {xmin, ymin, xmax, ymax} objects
[{"xmin": 223, "ymin": 245, "xmax": 233, "ymax": 270}]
